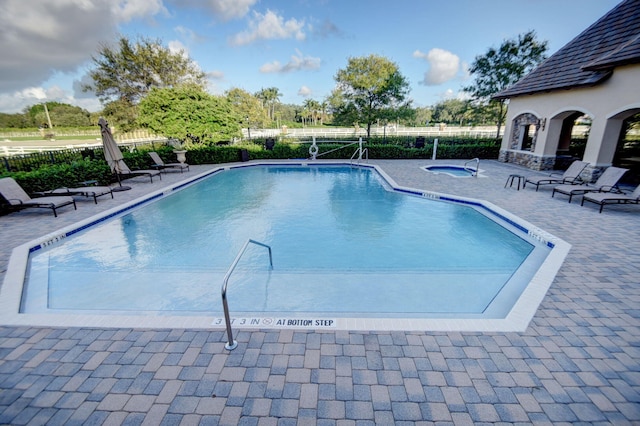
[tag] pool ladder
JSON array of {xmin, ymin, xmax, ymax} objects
[
  {"xmin": 464, "ymin": 158, "xmax": 480, "ymax": 177},
  {"xmin": 350, "ymin": 146, "xmax": 368, "ymax": 166},
  {"xmin": 221, "ymin": 239, "xmax": 273, "ymax": 350}
]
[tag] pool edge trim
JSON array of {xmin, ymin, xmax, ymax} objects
[{"xmin": 0, "ymin": 160, "xmax": 570, "ymax": 332}]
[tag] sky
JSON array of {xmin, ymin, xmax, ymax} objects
[{"xmin": 0, "ymin": 0, "xmax": 622, "ymax": 114}]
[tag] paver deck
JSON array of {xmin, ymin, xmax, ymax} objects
[{"xmin": 1, "ymin": 159, "xmax": 638, "ymax": 424}]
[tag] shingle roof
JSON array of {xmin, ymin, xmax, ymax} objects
[{"xmin": 494, "ymin": 0, "xmax": 640, "ymax": 99}]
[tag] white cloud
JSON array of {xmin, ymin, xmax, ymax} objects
[
  {"xmin": 175, "ymin": 26, "xmax": 198, "ymax": 42},
  {"xmin": 259, "ymin": 62, "xmax": 282, "ymax": 73},
  {"xmin": 0, "ymin": 0, "xmax": 166, "ymax": 110},
  {"xmin": 170, "ymin": 0, "xmax": 256, "ymax": 21},
  {"xmin": 230, "ymin": 10, "xmax": 306, "ymax": 46},
  {"xmin": 207, "ymin": 70, "xmax": 225, "ymax": 80},
  {"xmin": 113, "ymin": 0, "xmax": 168, "ymax": 22},
  {"xmin": 259, "ymin": 50, "xmax": 321, "ymax": 73},
  {"xmin": 0, "ymin": 85, "xmax": 101, "ymax": 114},
  {"xmin": 414, "ymin": 48, "xmax": 461, "ymax": 85},
  {"xmin": 206, "ymin": 0, "xmax": 256, "ymax": 21},
  {"xmin": 460, "ymin": 61, "xmax": 471, "ymax": 80},
  {"xmin": 73, "ymin": 74, "xmax": 97, "ymax": 99},
  {"xmin": 298, "ymin": 86, "xmax": 312, "ymax": 97},
  {"xmin": 168, "ymin": 40, "xmax": 189, "ymax": 57},
  {"xmin": 437, "ymin": 89, "xmax": 472, "ymax": 102}
]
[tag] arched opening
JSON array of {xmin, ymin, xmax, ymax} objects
[
  {"xmin": 553, "ymin": 112, "xmax": 592, "ymax": 170},
  {"xmin": 613, "ymin": 111, "xmax": 640, "ymax": 185},
  {"xmin": 510, "ymin": 113, "xmax": 541, "ymax": 151}
]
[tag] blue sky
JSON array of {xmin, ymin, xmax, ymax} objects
[{"xmin": 0, "ymin": 0, "xmax": 621, "ymax": 114}]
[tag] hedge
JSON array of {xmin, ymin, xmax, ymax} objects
[
  {"xmin": 1, "ymin": 159, "xmax": 112, "ymax": 194},
  {"xmin": 1, "ymin": 138, "xmax": 500, "ymax": 193}
]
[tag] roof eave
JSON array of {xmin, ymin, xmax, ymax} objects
[{"xmin": 492, "ymin": 70, "xmax": 613, "ymax": 100}]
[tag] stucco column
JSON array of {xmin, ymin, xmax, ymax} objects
[
  {"xmin": 583, "ymin": 117, "xmax": 622, "ymax": 167},
  {"xmin": 538, "ymin": 121, "xmax": 559, "ymax": 156},
  {"xmin": 500, "ymin": 118, "xmax": 514, "ymax": 151}
]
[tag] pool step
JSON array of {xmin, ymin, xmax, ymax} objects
[{"xmin": 36, "ymin": 268, "xmax": 515, "ymax": 315}]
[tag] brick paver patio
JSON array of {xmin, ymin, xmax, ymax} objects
[{"xmin": 1, "ymin": 159, "xmax": 638, "ymax": 424}]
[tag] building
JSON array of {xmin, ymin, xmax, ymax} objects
[{"xmin": 495, "ymin": 0, "xmax": 640, "ymax": 182}]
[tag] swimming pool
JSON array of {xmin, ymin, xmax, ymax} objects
[
  {"xmin": 422, "ymin": 165, "xmax": 482, "ymax": 177},
  {"xmin": 1, "ymin": 161, "xmax": 569, "ymax": 331}
]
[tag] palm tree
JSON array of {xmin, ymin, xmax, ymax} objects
[
  {"xmin": 303, "ymin": 99, "xmax": 321, "ymax": 126},
  {"xmin": 319, "ymin": 100, "xmax": 328, "ymax": 125},
  {"xmin": 255, "ymin": 87, "xmax": 282, "ymax": 121}
]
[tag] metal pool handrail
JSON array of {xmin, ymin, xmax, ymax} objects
[
  {"xmin": 350, "ymin": 147, "xmax": 368, "ymax": 166},
  {"xmin": 221, "ymin": 239, "xmax": 273, "ymax": 350},
  {"xmin": 464, "ymin": 158, "xmax": 480, "ymax": 177}
]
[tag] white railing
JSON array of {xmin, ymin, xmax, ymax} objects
[
  {"xmin": 240, "ymin": 126, "xmax": 503, "ymax": 140},
  {"xmin": 0, "ymin": 138, "xmax": 169, "ymax": 157}
]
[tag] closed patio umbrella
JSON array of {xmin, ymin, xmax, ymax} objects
[{"xmin": 99, "ymin": 117, "xmax": 130, "ymax": 190}]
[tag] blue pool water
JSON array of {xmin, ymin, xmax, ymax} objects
[
  {"xmin": 23, "ymin": 165, "xmax": 549, "ymax": 318},
  {"xmin": 423, "ymin": 165, "xmax": 477, "ymax": 177}
]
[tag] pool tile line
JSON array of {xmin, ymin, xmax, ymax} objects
[
  {"xmin": 377, "ymin": 164, "xmax": 558, "ymax": 249},
  {"xmin": 170, "ymin": 166, "xmax": 224, "ymax": 190},
  {"xmin": 1, "ymin": 160, "xmax": 569, "ymax": 333}
]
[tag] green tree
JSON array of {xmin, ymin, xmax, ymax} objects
[
  {"xmin": 0, "ymin": 112, "xmax": 29, "ymax": 128},
  {"xmin": 273, "ymin": 103, "xmax": 299, "ymax": 126},
  {"xmin": 330, "ymin": 54, "xmax": 412, "ymax": 137},
  {"xmin": 84, "ymin": 35, "xmax": 206, "ymax": 130},
  {"xmin": 254, "ymin": 87, "xmax": 282, "ymax": 122},
  {"xmin": 319, "ymin": 100, "xmax": 329, "ymax": 125},
  {"xmin": 101, "ymin": 99, "xmax": 138, "ymax": 133},
  {"xmin": 412, "ymin": 107, "xmax": 433, "ymax": 127},
  {"xmin": 137, "ymin": 84, "xmax": 241, "ymax": 143},
  {"xmin": 226, "ymin": 88, "xmax": 270, "ymax": 131},
  {"xmin": 464, "ymin": 30, "xmax": 548, "ymax": 138},
  {"xmin": 47, "ymin": 104, "xmax": 92, "ymax": 127},
  {"xmin": 431, "ymin": 99, "xmax": 473, "ymax": 126},
  {"xmin": 303, "ymin": 99, "xmax": 322, "ymax": 126},
  {"xmin": 22, "ymin": 102, "xmax": 92, "ymax": 128}
]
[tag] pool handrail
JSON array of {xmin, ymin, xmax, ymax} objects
[
  {"xmin": 464, "ymin": 158, "xmax": 480, "ymax": 177},
  {"xmin": 221, "ymin": 239, "xmax": 273, "ymax": 350},
  {"xmin": 350, "ymin": 146, "xmax": 368, "ymax": 166}
]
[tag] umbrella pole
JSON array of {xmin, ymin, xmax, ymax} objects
[{"xmin": 112, "ymin": 170, "xmax": 132, "ymax": 192}]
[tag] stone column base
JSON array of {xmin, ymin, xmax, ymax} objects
[{"xmin": 499, "ymin": 150, "xmax": 556, "ymax": 171}]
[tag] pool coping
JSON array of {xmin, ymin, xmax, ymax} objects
[{"xmin": 0, "ymin": 160, "xmax": 570, "ymax": 332}]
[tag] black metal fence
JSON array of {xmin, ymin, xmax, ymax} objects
[
  {"xmin": 1, "ymin": 148, "xmax": 89, "ymax": 173},
  {"xmin": 0, "ymin": 140, "xmax": 171, "ymax": 173}
]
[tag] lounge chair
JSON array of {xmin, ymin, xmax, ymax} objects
[
  {"xmin": 524, "ymin": 160, "xmax": 589, "ymax": 191},
  {"xmin": 116, "ymin": 160, "xmax": 161, "ymax": 183},
  {"xmin": 552, "ymin": 166, "xmax": 628, "ymax": 203},
  {"xmin": 149, "ymin": 151, "xmax": 189, "ymax": 173},
  {"xmin": 0, "ymin": 177, "xmax": 76, "ymax": 217},
  {"xmin": 38, "ymin": 182, "xmax": 114, "ymax": 204},
  {"xmin": 581, "ymin": 184, "xmax": 640, "ymax": 213}
]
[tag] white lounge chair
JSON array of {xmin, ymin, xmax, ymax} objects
[
  {"xmin": 149, "ymin": 151, "xmax": 189, "ymax": 173},
  {"xmin": 581, "ymin": 184, "xmax": 640, "ymax": 213},
  {"xmin": 0, "ymin": 177, "xmax": 77, "ymax": 217},
  {"xmin": 524, "ymin": 160, "xmax": 588, "ymax": 191},
  {"xmin": 552, "ymin": 166, "xmax": 628, "ymax": 203}
]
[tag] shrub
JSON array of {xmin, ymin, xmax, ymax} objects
[
  {"xmin": 1, "ymin": 159, "xmax": 112, "ymax": 193},
  {"xmin": 0, "ymin": 137, "xmax": 500, "ymax": 190}
]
